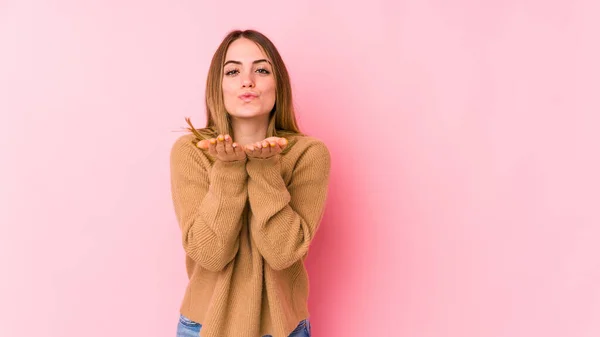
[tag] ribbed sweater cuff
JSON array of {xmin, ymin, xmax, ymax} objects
[
  {"xmin": 246, "ymin": 155, "xmax": 291, "ymax": 211},
  {"xmin": 246, "ymin": 155, "xmax": 284, "ymax": 186},
  {"xmin": 209, "ymin": 159, "xmax": 248, "ymax": 196}
]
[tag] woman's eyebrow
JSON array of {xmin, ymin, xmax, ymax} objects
[{"xmin": 223, "ymin": 59, "xmax": 272, "ymax": 66}]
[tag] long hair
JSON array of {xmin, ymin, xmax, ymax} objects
[{"xmin": 185, "ymin": 29, "xmax": 303, "ymax": 151}]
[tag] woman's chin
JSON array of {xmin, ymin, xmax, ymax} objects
[{"xmin": 228, "ymin": 110, "xmax": 270, "ymax": 120}]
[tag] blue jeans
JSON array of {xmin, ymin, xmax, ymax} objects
[{"xmin": 176, "ymin": 314, "xmax": 311, "ymax": 337}]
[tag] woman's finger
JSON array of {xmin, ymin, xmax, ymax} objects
[
  {"xmin": 264, "ymin": 137, "xmax": 287, "ymax": 148},
  {"xmin": 278, "ymin": 138, "xmax": 288, "ymax": 148},
  {"xmin": 196, "ymin": 139, "xmax": 209, "ymax": 150},
  {"xmin": 272, "ymin": 142, "xmax": 282, "ymax": 154},
  {"xmin": 244, "ymin": 144, "xmax": 254, "ymax": 157},
  {"xmin": 224, "ymin": 135, "xmax": 234, "ymax": 154},
  {"xmin": 215, "ymin": 134, "xmax": 226, "ymax": 153},
  {"xmin": 259, "ymin": 143, "xmax": 268, "ymax": 157},
  {"xmin": 234, "ymin": 143, "xmax": 247, "ymax": 160},
  {"xmin": 264, "ymin": 141, "xmax": 275, "ymax": 157},
  {"xmin": 207, "ymin": 138, "xmax": 217, "ymax": 157}
]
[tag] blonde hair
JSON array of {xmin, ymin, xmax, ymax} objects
[{"xmin": 185, "ymin": 29, "xmax": 303, "ymax": 152}]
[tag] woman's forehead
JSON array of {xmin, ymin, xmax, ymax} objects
[{"xmin": 225, "ymin": 38, "xmax": 269, "ymax": 63}]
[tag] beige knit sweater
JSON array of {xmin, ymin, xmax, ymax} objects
[{"xmin": 169, "ymin": 133, "xmax": 331, "ymax": 337}]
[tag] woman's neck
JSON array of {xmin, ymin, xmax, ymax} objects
[{"xmin": 230, "ymin": 114, "xmax": 270, "ymax": 146}]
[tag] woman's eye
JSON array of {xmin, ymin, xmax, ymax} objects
[
  {"xmin": 225, "ymin": 69, "xmax": 239, "ymax": 76},
  {"xmin": 256, "ymin": 68, "xmax": 270, "ymax": 74}
]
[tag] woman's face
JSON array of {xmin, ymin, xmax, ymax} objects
[{"xmin": 222, "ymin": 38, "xmax": 276, "ymax": 120}]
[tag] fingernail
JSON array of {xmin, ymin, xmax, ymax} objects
[
  {"xmin": 225, "ymin": 135, "xmax": 230, "ymax": 141},
  {"xmin": 218, "ymin": 135, "xmax": 224, "ymax": 141},
  {"xmin": 232, "ymin": 143, "xmax": 237, "ymax": 148},
  {"xmin": 209, "ymin": 138, "xmax": 216, "ymax": 144},
  {"xmin": 269, "ymin": 142, "xmax": 275, "ymax": 147}
]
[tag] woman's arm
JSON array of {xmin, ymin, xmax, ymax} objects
[
  {"xmin": 245, "ymin": 141, "xmax": 331, "ymax": 270},
  {"xmin": 170, "ymin": 136, "xmax": 248, "ymax": 272}
]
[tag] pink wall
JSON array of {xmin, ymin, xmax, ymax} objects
[{"xmin": 1, "ymin": 0, "xmax": 599, "ymax": 336}]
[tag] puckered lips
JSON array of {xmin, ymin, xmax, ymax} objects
[{"xmin": 238, "ymin": 91, "xmax": 259, "ymax": 102}]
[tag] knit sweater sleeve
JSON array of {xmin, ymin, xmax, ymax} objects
[
  {"xmin": 245, "ymin": 140, "xmax": 331, "ymax": 270},
  {"xmin": 169, "ymin": 136, "xmax": 248, "ymax": 272}
]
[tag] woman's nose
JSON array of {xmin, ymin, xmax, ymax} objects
[{"xmin": 241, "ymin": 73, "xmax": 254, "ymax": 88}]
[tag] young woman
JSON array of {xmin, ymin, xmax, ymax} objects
[{"xmin": 169, "ymin": 29, "xmax": 331, "ymax": 337}]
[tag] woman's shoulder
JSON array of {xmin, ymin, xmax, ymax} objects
[
  {"xmin": 287, "ymin": 134, "xmax": 329, "ymax": 151},
  {"xmin": 170, "ymin": 132, "xmax": 214, "ymax": 169},
  {"xmin": 284, "ymin": 134, "xmax": 331, "ymax": 164},
  {"xmin": 171, "ymin": 132, "xmax": 201, "ymax": 152}
]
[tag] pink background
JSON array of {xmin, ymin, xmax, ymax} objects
[{"xmin": 1, "ymin": 0, "xmax": 599, "ymax": 336}]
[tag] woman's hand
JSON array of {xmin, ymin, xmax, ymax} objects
[
  {"xmin": 244, "ymin": 137, "xmax": 288, "ymax": 159},
  {"xmin": 196, "ymin": 134, "xmax": 246, "ymax": 162}
]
